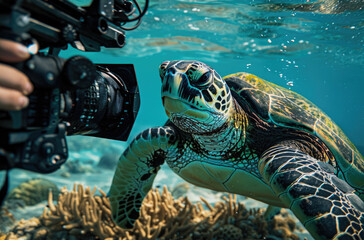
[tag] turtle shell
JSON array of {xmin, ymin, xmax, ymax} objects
[{"xmin": 223, "ymin": 72, "xmax": 364, "ymax": 189}]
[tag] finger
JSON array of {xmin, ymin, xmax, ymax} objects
[
  {"xmin": 0, "ymin": 39, "xmax": 30, "ymax": 62},
  {"xmin": 0, "ymin": 63, "xmax": 33, "ymax": 95},
  {"xmin": 0, "ymin": 87, "xmax": 29, "ymax": 111}
]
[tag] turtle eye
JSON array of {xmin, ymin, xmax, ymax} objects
[
  {"xmin": 191, "ymin": 72, "xmax": 212, "ymax": 88},
  {"xmin": 185, "ymin": 64, "xmax": 198, "ymax": 80}
]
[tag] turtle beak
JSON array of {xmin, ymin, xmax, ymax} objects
[{"xmin": 162, "ymin": 96, "xmax": 209, "ymax": 120}]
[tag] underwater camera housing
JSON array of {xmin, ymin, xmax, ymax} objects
[
  {"xmin": 0, "ymin": 60, "xmax": 140, "ymax": 173},
  {"xmin": 0, "ymin": 0, "xmax": 147, "ymax": 173}
]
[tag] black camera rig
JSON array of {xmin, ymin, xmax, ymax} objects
[
  {"xmin": 0, "ymin": 0, "xmax": 149, "ymax": 52},
  {"xmin": 0, "ymin": 0, "xmax": 148, "ymax": 202}
]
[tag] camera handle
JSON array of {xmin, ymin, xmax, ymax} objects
[
  {"xmin": 0, "ymin": 122, "xmax": 68, "ymax": 206},
  {"xmin": 0, "ymin": 169, "xmax": 9, "ymax": 207},
  {"xmin": 0, "ymin": 149, "xmax": 13, "ymax": 206}
]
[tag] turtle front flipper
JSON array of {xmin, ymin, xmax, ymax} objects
[
  {"xmin": 258, "ymin": 143, "xmax": 364, "ymax": 240},
  {"xmin": 109, "ymin": 126, "xmax": 177, "ymax": 229}
]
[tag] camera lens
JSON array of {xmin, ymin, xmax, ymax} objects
[
  {"xmin": 62, "ymin": 65, "xmax": 140, "ymax": 141},
  {"xmin": 116, "ymin": 33, "xmax": 125, "ymax": 47}
]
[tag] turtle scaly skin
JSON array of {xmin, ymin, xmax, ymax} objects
[{"xmin": 109, "ymin": 60, "xmax": 364, "ymax": 239}]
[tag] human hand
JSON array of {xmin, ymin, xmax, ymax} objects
[{"xmin": 0, "ymin": 39, "xmax": 34, "ymax": 110}]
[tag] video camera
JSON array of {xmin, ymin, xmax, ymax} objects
[{"xmin": 0, "ymin": 0, "xmax": 148, "ymax": 174}]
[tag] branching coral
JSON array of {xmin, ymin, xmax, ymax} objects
[
  {"xmin": 41, "ymin": 184, "xmax": 124, "ymax": 239},
  {"xmin": 5, "ymin": 178, "xmax": 60, "ymax": 207},
  {"xmin": 4, "ymin": 184, "xmax": 300, "ymax": 240}
]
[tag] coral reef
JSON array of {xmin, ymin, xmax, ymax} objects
[
  {"xmin": 4, "ymin": 184, "xmax": 300, "ymax": 240},
  {"xmin": 5, "ymin": 178, "xmax": 60, "ymax": 207}
]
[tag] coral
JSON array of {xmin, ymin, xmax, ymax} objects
[
  {"xmin": 4, "ymin": 184, "xmax": 119, "ymax": 240},
  {"xmin": 268, "ymin": 209, "xmax": 300, "ymax": 240},
  {"xmin": 192, "ymin": 194, "xmax": 269, "ymax": 239},
  {"xmin": 4, "ymin": 184, "xmax": 300, "ymax": 240},
  {"xmin": 41, "ymin": 184, "xmax": 120, "ymax": 239},
  {"xmin": 5, "ymin": 218, "xmax": 41, "ymax": 239},
  {"xmin": 0, "ymin": 208, "xmax": 16, "ymax": 233},
  {"xmin": 5, "ymin": 178, "xmax": 60, "ymax": 207}
]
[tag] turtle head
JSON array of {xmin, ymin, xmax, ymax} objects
[{"xmin": 159, "ymin": 60, "xmax": 234, "ymax": 135}]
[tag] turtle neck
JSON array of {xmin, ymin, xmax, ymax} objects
[{"xmin": 193, "ymin": 100, "xmax": 247, "ymax": 154}]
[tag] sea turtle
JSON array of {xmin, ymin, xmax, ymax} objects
[{"xmin": 109, "ymin": 60, "xmax": 364, "ymax": 239}]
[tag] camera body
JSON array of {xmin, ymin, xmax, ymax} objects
[
  {"xmin": 0, "ymin": 55, "xmax": 140, "ymax": 173},
  {"xmin": 0, "ymin": 0, "xmax": 145, "ymax": 173}
]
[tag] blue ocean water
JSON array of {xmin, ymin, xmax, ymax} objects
[{"xmin": 64, "ymin": 0, "xmax": 364, "ymax": 148}]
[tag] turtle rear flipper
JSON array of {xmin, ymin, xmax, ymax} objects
[
  {"xmin": 109, "ymin": 126, "xmax": 177, "ymax": 229},
  {"xmin": 259, "ymin": 143, "xmax": 364, "ymax": 240}
]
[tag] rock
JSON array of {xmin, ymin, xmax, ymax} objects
[
  {"xmin": 97, "ymin": 153, "xmax": 120, "ymax": 170},
  {"xmin": 60, "ymin": 172, "xmax": 71, "ymax": 178},
  {"xmin": 171, "ymin": 182, "xmax": 190, "ymax": 199},
  {"xmin": 214, "ymin": 224, "xmax": 243, "ymax": 240},
  {"xmin": 62, "ymin": 159, "xmax": 94, "ymax": 174}
]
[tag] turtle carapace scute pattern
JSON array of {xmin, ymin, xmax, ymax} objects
[{"xmin": 109, "ymin": 60, "xmax": 364, "ymax": 239}]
